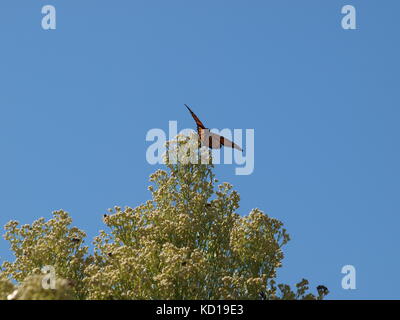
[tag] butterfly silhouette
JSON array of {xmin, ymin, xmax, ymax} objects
[{"xmin": 184, "ymin": 104, "xmax": 243, "ymax": 152}]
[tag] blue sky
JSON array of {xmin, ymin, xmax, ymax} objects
[{"xmin": 0, "ymin": 1, "xmax": 399, "ymax": 299}]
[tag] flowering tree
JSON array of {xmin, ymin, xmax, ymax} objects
[{"xmin": 0, "ymin": 136, "xmax": 328, "ymax": 300}]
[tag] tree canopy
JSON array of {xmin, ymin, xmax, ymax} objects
[{"xmin": 0, "ymin": 135, "xmax": 328, "ymax": 300}]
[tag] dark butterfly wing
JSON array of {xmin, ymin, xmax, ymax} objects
[
  {"xmin": 184, "ymin": 104, "xmax": 206, "ymax": 133},
  {"xmin": 220, "ymin": 135, "xmax": 243, "ymax": 152}
]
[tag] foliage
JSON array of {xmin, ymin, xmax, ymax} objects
[
  {"xmin": 0, "ymin": 135, "xmax": 328, "ymax": 300},
  {"xmin": 1, "ymin": 211, "xmax": 88, "ymax": 299}
]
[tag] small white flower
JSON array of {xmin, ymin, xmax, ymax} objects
[{"xmin": 7, "ymin": 289, "xmax": 19, "ymax": 300}]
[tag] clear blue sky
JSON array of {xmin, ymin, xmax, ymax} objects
[{"xmin": 0, "ymin": 1, "xmax": 399, "ymax": 299}]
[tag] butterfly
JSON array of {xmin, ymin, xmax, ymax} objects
[{"xmin": 184, "ymin": 104, "xmax": 243, "ymax": 152}]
